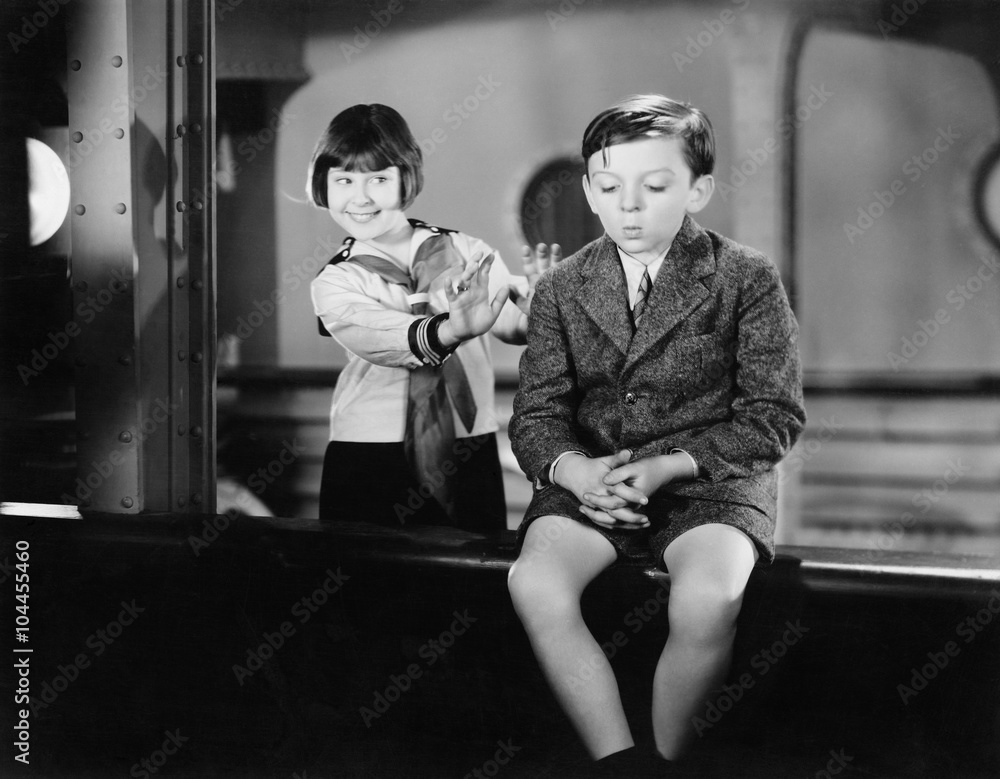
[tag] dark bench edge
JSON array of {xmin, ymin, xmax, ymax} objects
[{"xmin": 2, "ymin": 509, "xmax": 998, "ymax": 600}]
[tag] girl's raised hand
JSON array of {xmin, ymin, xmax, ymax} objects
[
  {"xmin": 439, "ymin": 253, "xmax": 510, "ymax": 345},
  {"xmin": 522, "ymin": 243, "xmax": 563, "ymax": 285},
  {"xmin": 510, "ymin": 243, "xmax": 563, "ymax": 316}
]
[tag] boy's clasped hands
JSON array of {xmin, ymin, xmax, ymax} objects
[
  {"xmin": 444, "ymin": 241, "xmax": 691, "ymax": 532},
  {"xmin": 554, "ymin": 449, "xmax": 693, "ymax": 530}
]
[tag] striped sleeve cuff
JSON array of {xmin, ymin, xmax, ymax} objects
[{"xmin": 407, "ymin": 313, "xmax": 457, "ymax": 366}]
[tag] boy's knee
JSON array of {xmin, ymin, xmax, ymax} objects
[
  {"xmin": 669, "ymin": 581, "xmax": 745, "ymax": 642},
  {"xmin": 508, "ymin": 561, "xmax": 545, "ymax": 608},
  {"xmin": 507, "ymin": 563, "xmax": 575, "ymax": 627},
  {"xmin": 506, "ymin": 559, "xmax": 528, "ymax": 599},
  {"xmin": 507, "ymin": 559, "xmax": 540, "ymax": 614}
]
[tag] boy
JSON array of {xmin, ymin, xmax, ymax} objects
[{"xmin": 507, "ymin": 95, "xmax": 805, "ymax": 772}]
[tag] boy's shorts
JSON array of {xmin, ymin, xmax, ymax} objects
[{"xmin": 516, "ymin": 484, "xmax": 775, "ymax": 571}]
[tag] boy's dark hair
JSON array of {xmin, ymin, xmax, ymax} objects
[
  {"xmin": 581, "ymin": 94, "xmax": 715, "ymax": 179},
  {"xmin": 307, "ymin": 104, "xmax": 423, "ymax": 209}
]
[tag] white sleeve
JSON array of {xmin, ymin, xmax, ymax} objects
[{"xmin": 310, "ymin": 264, "xmax": 426, "ymax": 369}]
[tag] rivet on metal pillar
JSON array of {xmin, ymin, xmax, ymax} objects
[{"xmin": 66, "ymin": 0, "xmax": 141, "ymax": 514}]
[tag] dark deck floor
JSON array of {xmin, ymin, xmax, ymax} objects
[{"xmin": 1, "ymin": 512, "xmax": 998, "ymax": 778}]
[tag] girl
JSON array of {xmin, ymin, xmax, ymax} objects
[{"xmin": 309, "ymin": 104, "xmax": 556, "ymax": 531}]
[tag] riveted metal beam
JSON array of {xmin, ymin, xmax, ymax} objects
[
  {"xmin": 65, "ymin": 0, "xmax": 215, "ymax": 514},
  {"xmin": 66, "ymin": 0, "xmax": 141, "ymax": 513}
]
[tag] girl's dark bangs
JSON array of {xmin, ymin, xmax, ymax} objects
[{"xmin": 332, "ymin": 141, "xmax": 394, "ymax": 172}]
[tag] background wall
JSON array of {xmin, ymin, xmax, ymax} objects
[
  {"xmin": 797, "ymin": 28, "xmax": 1000, "ymax": 373},
  {"xmin": 269, "ymin": 1, "xmax": 772, "ymax": 375},
  {"xmin": 209, "ymin": 0, "xmax": 1000, "ymax": 551}
]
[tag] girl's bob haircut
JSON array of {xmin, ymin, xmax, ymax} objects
[
  {"xmin": 306, "ymin": 104, "xmax": 424, "ymax": 210},
  {"xmin": 581, "ymin": 94, "xmax": 715, "ymax": 179}
]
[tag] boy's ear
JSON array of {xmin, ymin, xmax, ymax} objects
[
  {"xmin": 581, "ymin": 173, "xmax": 599, "ymax": 215},
  {"xmin": 686, "ymin": 174, "xmax": 714, "ymax": 214}
]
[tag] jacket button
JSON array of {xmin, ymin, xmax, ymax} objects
[{"xmin": 624, "ymin": 392, "xmax": 637, "ymax": 405}]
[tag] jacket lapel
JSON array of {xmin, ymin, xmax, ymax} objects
[
  {"xmin": 624, "ymin": 216, "xmax": 716, "ymax": 370},
  {"xmin": 574, "ymin": 235, "xmax": 634, "ymax": 356}
]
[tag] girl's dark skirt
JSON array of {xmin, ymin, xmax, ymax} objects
[
  {"xmin": 319, "ymin": 434, "xmax": 506, "ymax": 533},
  {"xmin": 516, "ymin": 484, "xmax": 775, "ymax": 571}
]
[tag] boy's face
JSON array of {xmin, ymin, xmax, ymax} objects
[
  {"xmin": 325, "ymin": 166, "xmax": 408, "ymax": 243},
  {"xmin": 583, "ymin": 136, "xmax": 713, "ymax": 263}
]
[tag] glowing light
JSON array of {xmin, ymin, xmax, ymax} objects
[{"xmin": 26, "ymin": 137, "xmax": 71, "ymax": 247}]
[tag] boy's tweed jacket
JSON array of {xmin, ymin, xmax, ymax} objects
[{"xmin": 510, "ymin": 215, "xmax": 806, "ymax": 519}]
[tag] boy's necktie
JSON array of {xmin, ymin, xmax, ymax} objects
[
  {"xmin": 632, "ymin": 268, "xmax": 652, "ymax": 330},
  {"xmin": 347, "ymin": 234, "xmax": 477, "ymax": 521}
]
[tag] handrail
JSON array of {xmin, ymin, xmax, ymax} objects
[{"xmin": 3, "ymin": 509, "xmax": 997, "ymax": 601}]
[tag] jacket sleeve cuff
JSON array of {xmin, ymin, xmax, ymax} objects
[
  {"xmin": 670, "ymin": 448, "xmax": 700, "ymax": 480},
  {"xmin": 533, "ymin": 450, "xmax": 586, "ymax": 492}
]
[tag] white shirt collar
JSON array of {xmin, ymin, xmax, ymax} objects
[
  {"xmin": 347, "ymin": 224, "xmax": 431, "ymax": 270},
  {"xmin": 616, "ymin": 243, "xmax": 670, "ymax": 307}
]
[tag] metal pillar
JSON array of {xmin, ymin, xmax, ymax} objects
[{"xmin": 65, "ymin": 0, "xmax": 215, "ymax": 514}]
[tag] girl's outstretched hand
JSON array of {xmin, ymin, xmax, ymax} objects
[
  {"xmin": 509, "ymin": 243, "xmax": 563, "ymax": 316},
  {"xmin": 439, "ymin": 253, "xmax": 510, "ymax": 346}
]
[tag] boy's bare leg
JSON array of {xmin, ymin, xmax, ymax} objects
[
  {"xmin": 652, "ymin": 523, "xmax": 759, "ymax": 759},
  {"xmin": 507, "ymin": 515, "xmax": 627, "ymax": 759}
]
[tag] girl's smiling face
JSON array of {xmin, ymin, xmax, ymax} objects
[{"xmin": 325, "ymin": 166, "xmax": 409, "ymax": 243}]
